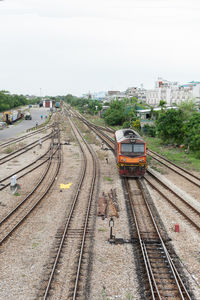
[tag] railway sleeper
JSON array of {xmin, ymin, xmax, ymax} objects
[{"xmin": 154, "ymin": 275, "xmax": 175, "ymax": 280}]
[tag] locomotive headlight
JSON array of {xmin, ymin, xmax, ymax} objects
[
  {"xmin": 121, "ymin": 158, "xmax": 126, "ymax": 162},
  {"xmin": 139, "ymin": 159, "xmax": 144, "ymax": 163}
]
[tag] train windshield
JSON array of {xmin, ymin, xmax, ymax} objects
[
  {"xmin": 133, "ymin": 144, "xmax": 145, "ymax": 153},
  {"xmin": 121, "ymin": 143, "xmax": 145, "ymax": 154}
]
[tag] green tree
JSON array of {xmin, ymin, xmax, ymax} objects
[
  {"xmin": 156, "ymin": 109, "xmax": 184, "ymax": 144},
  {"xmin": 178, "ymin": 99, "xmax": 197, "ymax": 119},
  {"xmin": 131, "ymin": 119, "xmax": 141, "ymax": 131},
  {"xmin": 104, "ymin": 109, "xmax": 125, "ymax": 125},
  {"xmin": 103, "ymin": 100, "xmax": 126, "ymax": 125},
  {"xmin": 143, "ymin": 124, "xmax": 156, "ymax": 137},
  {"xmin": 159, "ymin": 100, "xmax": 167, "ymax": 110},
  {"xmin": 0, "ymin": 91, "xmax": 29, "ymax": 112},
  {"xmin": 183, "ymin": 113, "xmax": 200, "ymax": 152}
]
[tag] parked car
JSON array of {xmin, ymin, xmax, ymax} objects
[{"xmin": 25, "ymin": 112, "xmax": 32, "ymax": 120}]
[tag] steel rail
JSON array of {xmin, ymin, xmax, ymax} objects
[
  {"xmin": 0, "ymin": 131, "xmax": 54, "ymax": 165},
  {"xmin": 0, "ymin": 126, "xmax": 61, "ymax": 245},
  {"xmin": 148, "ymin": 149, "xmax": 200, "ymax": 181},
  {"xmin": 126, "ymin": 178, "xmax": 190, "ymax": 299},
  {"xmin": 148, "ymin": 151, "xmax": 200, "ymax": 188},
  {"xmin": 43, "ymin": 116, "xmax": 88, "ymax": 299},
  {"xmin": 0, "ymin": 146, "xmax": 51, "ymax": 188},
  {"xmin": 69, "ymin": 107, "xmax": 115, "ymax": 134},
  {"xmin": 145, "ymin": 169, "xmax": 200, "ymax": 232},
  {"xmin": 0, "ymin": 130, "xmax": 58, "ymax": 186},
  {"xmin": 0, "ymin": 147, "xmax": 59, "ymax": 226},
  {"xmin": 0, "ymin": 125, "xmax": 51, "ymax": 148},
  {"xmin": 124, "ymin": 178, "xmax": 159, "ymax": 299},
  {"xmin": 71, "ymin": 116, "xmax": 97, "ymax": 300},
  {"xmin": 77, "ymin": 115, "xmax": 115, "ymax": 150},
  {"xmin": 43, "ymin": 112, "xmax": 98, "ymax": 299},
  {"xmin": 137, "ymin": 179, "xmax": 191, "ymax": 299}
]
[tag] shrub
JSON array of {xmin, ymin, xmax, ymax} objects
[{"xmin": 143, "ymin": 124, "xmax": 156, "ymax": 137}]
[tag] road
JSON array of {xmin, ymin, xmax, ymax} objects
[{"xmin": 0, "ymin": 107, "xmax": 50, "ymax": 141}]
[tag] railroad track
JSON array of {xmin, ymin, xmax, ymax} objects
[
  {"xmin": 68, "ymin": 106, "xmax": 115, "ymax": 134},
  {"xmin": 0, "ymin": 125, "xmax": 51, "ymax": 149},
  {"xmin": 0, "ymin": 141, "xmax": 57, "ymax": 191},
  {"xmin": 40, "ymin": 114, "xmax": 98, "ymax": 299},
  {"xmin": 0, "ymin": 130, "xmax": 55, "ymax": 166},
  {"xmin": 0, "ymin": 123, "xmax": 61, "ymax": 246},
  {"xmin": 124, "ymin": 177, "xmax": 192, "ymax": 299},
  {"xmin": 145, "ymin": 168, "xmax": 200, "ymax": 232},
  {"xmin": 71, "ymin": 109, "xmax": 115, "ymax": 149},
  {"xmin": 148, "ymin": 150, "xmax": 200, "ymax": 188}
]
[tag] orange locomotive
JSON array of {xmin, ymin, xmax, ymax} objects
[{"xmin": 115, "ymin": 128, "xmax": 147, "ymax": 177}]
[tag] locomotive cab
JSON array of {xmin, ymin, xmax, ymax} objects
[{"xmin": 115, "ymin": 129, "xmax": 147, "ymax": 177}]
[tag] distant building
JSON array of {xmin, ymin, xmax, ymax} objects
[
  {"xmin": 107, "ymin": 91, "xmax": 121, "ymax": 96},
  {"xmin": 25, "ymin": 95, "xmax": 38, "ymax": 101},
  {"xmin": 104, "ymin": 91, "xmax": 126, "ymax": 102},
  {"xmin": 43, "ymin": 99, "xmax": 53, "ymax": 108},
  {"xmin": 92, "ymin": 91, "xmax": 106, "ymax": 100},
  {"xmin": 137, "ymin": 106, "xmax": 178, "ymax": 127},
  {"xmin": 125, "ymin": 86, "xmax": 146, "ymax": 102},
  {"xmin": 146, "ymin": 77, "xmax": 200, "ymax": 106}
]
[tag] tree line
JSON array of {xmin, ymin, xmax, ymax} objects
[{"xmin": 0, "ymin": 91, "xmax": 39, "ymax": 112}]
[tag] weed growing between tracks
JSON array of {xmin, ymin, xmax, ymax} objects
[
  {"xmin": 14, "ymin": 192, "xmax": 20, "ymax": 196},
  {"xmin": 103, "ymin": 176, "xmax": 113, "ymax": 182},
  {"xmin": 74, "ymin": 117, "xmax": 101, "ymax": 146},
  {"xmin": 82, "ymin": 114, "xmax": 106, "ymax": 127},
  {"xmin": 96, "ymin": 150, "xmax": 105, "ymax": 160},
  {"xmin": 2, "ymin": 142, "xmax": 26, "ymax": 154}
]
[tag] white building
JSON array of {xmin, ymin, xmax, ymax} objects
[
  {"xmin": 125, "ymin": 86, "xmax": 146, "ymax": 102},
  {"xmin": 146, "ymin": 78, "xmax": 200, "ymax": 106}
]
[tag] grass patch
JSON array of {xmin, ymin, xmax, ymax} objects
[
  {"xmin": 145, "ymin": 136, "xmax": 200, "ymax": 172},
  {"xmin": 126, "ymin": 292, "xmax": 134, "ymax": 300},
  {"xmin": 3, "ymin": 142, "xmax": 26, "ymax": 154},
  {"xmin": 98, "ymin": 257, "xmax": 106, "ymax": 264},
  {"xmin": 83, "ymin": 133, "xmax": 97, "ymax": 144},
  {"xmin": 98, "ymin": 227, "xmax": 107, "ymax": 232},
  {"xmin": 84, "ymin": 114, "xmax": 107, "ymax": 127},
  {"xmin": 4, "ymin": 146, "xmax": 15, "ymax": 154},
  {"xmin": 96, "ymin": 150, "xmax": 105, "ymax": 160},
  {"xmin": 14, "ymin": 192, "xmax": 20, "ymax": 196},
  {"xmin": 103, "ymin": 177, "xmax": 113, "ymax": 182},
  {"xmin": 73, "ymin": 152, "xmax": 80, "ymax": 158},
  {"xmin": 32, "ymin": 242, "xmax": 39, "ymax": 249}
]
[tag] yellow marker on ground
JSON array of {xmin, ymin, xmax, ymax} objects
[{"xmin": 60, "ymin": 183, "xmax": 73, "ymax": 189}]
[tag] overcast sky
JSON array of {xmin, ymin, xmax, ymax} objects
[{"xmin": 0, "ymin": 0, "xmax": 200, "ymax": 96}]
